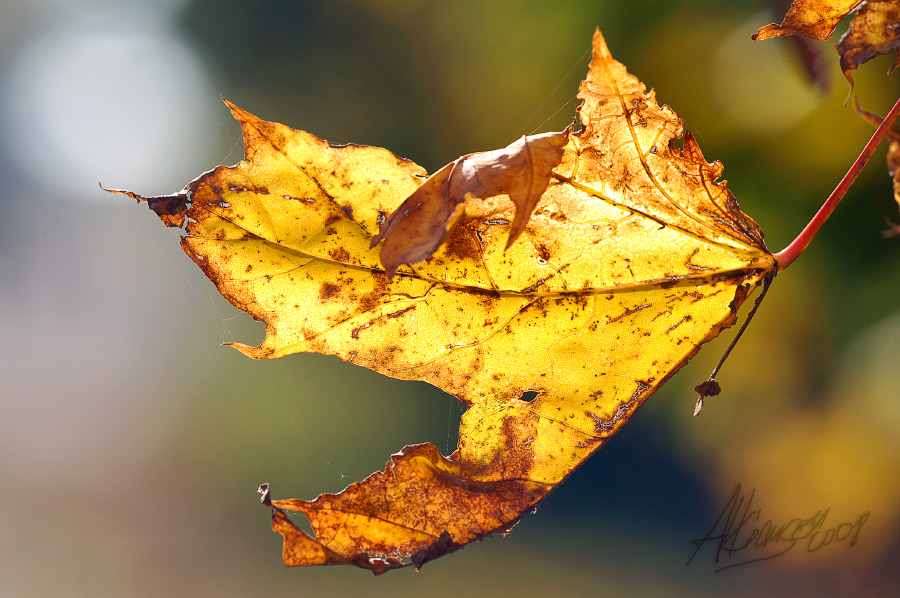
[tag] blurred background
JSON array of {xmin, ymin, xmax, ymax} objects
[{"xmin": 2, "ymin": 0, "xmax": 899, "ymax": 596}]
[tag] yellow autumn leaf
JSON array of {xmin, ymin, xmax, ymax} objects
[{"xmin": 113, "ymin": 29, "xmax": 777, "ymax": 572}]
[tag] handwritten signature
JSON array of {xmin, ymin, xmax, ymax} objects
[{"xmin": 687, "ymin": 483, "xmax": 870, "ymax": 572}]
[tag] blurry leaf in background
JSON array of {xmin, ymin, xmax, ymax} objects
[
  {"xmin": 754, "ymin": 0, "xmax": 900, "ymax": 94},
  {"xmin": 836, "ymin": 0, "xmax": 900, "ymax": 89},
  {"xmin": 753, "ymin": 0, "xmax": 864, "ymax": 41},
  {"xmin": 721, "ymin": 309, "xmax": 900, "ymax": 569},
  {"xmin": 712, "ymin": 13, "xmax": 823, "ymax": 134}
]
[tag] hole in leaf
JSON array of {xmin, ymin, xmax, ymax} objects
[{"xmin": 520, "ymin": 391, "xmax": 538, "ymax": 402}]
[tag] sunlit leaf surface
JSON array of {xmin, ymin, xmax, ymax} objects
[{"xmin": 115, "ymin": 29, "xmax": 776, "ymax": 572}]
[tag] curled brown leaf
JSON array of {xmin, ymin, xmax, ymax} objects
[
  {"xmin": 836, "ymin": 0, "xmax": 900, "ymax": 89},
  {"xmin": 370, "ymin": 129, "xmax": 570, "ymax": 277}
]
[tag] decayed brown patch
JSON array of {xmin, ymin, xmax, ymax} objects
[
  {"xmin": 266, "ymin": 443, "xmax": 550, "ymax": 574},
  {"xmin": 440, "ymin": 223, "xmax": 481, "ymax": 262},
  {"xmin": 586, "ymin": 379, "xmax": 651, "ymax": 434},
  {"xmin": 329, "ymin": 247, "xmax": 351, "ymax": 262},
  {"xmin": 320, "ymin": 281, "xmax": 341, "ymax": 300}
]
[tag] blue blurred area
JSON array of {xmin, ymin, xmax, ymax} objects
[{"xmin": 2, "ymin": 1, "xmax": 899, "ymax": 596}]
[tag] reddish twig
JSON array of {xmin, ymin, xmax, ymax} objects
[{"xmin": 775, "ymin": 95, "xmax": 900, "ymax": 271}]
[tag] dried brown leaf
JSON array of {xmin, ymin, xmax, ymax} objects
[
  {"xmin": 753, "ymin": 0, "xmax": 864, "ymax": 41},
  {"xmin": 836, "ymin": 0, "xmax": 900, "ymax": 88},
  {"xmin": 370, "ymin": 130, "xmax": 570, "ymax": 276}
]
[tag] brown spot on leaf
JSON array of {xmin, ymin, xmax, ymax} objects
[
  {"xmin": 386, "ymin": 305, "xmax": 416, "ymax": 319},
  {"xmin": 229, "ymin": 183, "xmax": 270, "ymax": 194},
  {"xmin": 607, "ymin": 303, "xmax": 651, "ymax": 325},
  {"xmin": 587, "ymin": 379, "xmax": 651, "ymax": 434},
  {"xmin": 320, "ymin": 282, "xmax": 341, "ymax": 300},
  {"xmin": 442, "ymin": 224, "xmax": 481, "ymax": 262},
  {"xmin": 330, "ymin": 247, "xmax": 351, "ymax": 263}
]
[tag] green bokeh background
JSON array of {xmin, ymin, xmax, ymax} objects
[{"xmin": 2, "ymin": 1, "xmax": 899, "ymax": 596}]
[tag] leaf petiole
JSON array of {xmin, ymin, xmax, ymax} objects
[
  {"xmin": 693, "ymin": 272, "xmax": 774, "ymax": 415},
  {"xmin": 775, "ymin": 95, "xmax": 900, "ymax": 271}
]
